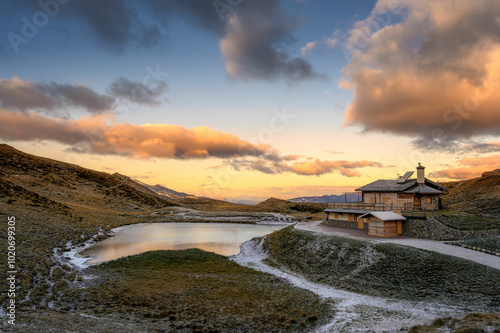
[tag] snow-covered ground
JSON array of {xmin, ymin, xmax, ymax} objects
[
  {"xmin": 256, "ymin": 213, "xmax": 294, "ymax": 224},
  {"xmin": 60, "ymin": 226, "xmax": 111, "ymax": 269},
  {"xmin": 61, "ymin": 240, "xmax": 96, "ymax": 269},
  {"xmin": 232, "ymin": 238, "xmax": 468, "ymax": 333}
]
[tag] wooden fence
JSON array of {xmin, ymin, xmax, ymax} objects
[{"xmin": 326, "ymin": 202, "xmax": 427, "ymax": 215}]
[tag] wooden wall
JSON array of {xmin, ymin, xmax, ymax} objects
[{"xmin": 366, "ymin": 217, "xmax": 399, "ymax": 237}]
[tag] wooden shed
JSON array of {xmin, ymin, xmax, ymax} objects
[{"xmin": 359, "ymin": 212, "xmax": 406, "ymax": 237}]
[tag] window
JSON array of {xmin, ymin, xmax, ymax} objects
[
  {"xmin": 334, "ymin": 213, "xmax": 338, "ymax": 219},
  {"xmin": 427, "ymin": 198, "xmax": 432, "ymax": 204}
]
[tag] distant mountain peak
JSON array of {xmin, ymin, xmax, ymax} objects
[
  {"xmin": 134, "ymin": 180, "xmax": 197, "ymax": 200},
  {"xmin": 288, "ymin": 193, "xmax": 361, "ymax": 203}
]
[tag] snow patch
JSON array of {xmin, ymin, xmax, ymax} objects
[
  {"xmin": 256, "ymin": 213, "xmax": 294, "ymax": 225},
  {"xmin": 61, "ymin": 239, "xmax": 97, "ymax": 269}
]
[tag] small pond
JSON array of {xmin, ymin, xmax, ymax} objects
[{"xmin": 80, "ymin": 222, "xmax": 288, "ymax": 265}]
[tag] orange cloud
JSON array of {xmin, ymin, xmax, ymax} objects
[
  {"xmin": 457, "ymin": 155, "xmax": 500, "ymax": 167},
  {"xmin": 0, "ymin": 110, "xmax": 272, "ymax": 159},
  {"xmin": 324, "ymin": 150, "xmax": 344, "ymax": 155},
  {"xmin": 290, "ymin": 159, "xmax": 383, "ymax": 177},
  {"xmin": 223, "ymin": 157, "xmax": 385, "ymax": 177},
  {"xmin": 342, "ymin": 1, "xmax": 500, "ymax": 149},
  {"xmin": 430, "ymin": 155, "xmax": 500, "ymax": 179}
]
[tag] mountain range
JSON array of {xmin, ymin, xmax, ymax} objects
[{"xmin": 288, "ymin": 193, "xmax": 362, "ymax": 203}]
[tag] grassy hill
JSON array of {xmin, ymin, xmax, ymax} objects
[
  {"xmin": 0, "ymin": 144, "xmax": 177, "ymax": 213},
  {"xmin": 442, "ymin": 169, "xmax": 500, "ymax": 217}
]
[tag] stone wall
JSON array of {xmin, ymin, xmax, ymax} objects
[
  {"xmin": 322, "ymin": 219, "xmax": 369, "ymax": 231},
  {"xmin": 420, "ymin": 195, "xmax": 440, "ymax": 210},
  {"xmin": 402, "ymin": 216, "xmax": 499, "ymax": 240}
]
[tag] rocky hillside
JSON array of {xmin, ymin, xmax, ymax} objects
[{"xmin": 442, "ymin": 169, "xmax": 500, "ymax": 217}]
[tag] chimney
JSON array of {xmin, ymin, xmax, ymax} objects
[{"xmin": 417, "ymin": 163, "xmax": 425, "ymax": 184}]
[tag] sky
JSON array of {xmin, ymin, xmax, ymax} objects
[{"xmin": 1, "ymin": 0, "xmax": 500, "ymax": 203}]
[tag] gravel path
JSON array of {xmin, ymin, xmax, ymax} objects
[
  {"xmin": 295, "ymin": 221, "xmax": 500, "ymax": 271},
  {"xmin": 232, "ymin": 238, "xmax": 465, "ymax": 333}
]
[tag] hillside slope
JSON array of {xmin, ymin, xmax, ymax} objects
[
  {"xmin": 442, "ymin": 169, "xmax": 500, "ymax": 217},
  {"xmin": 0, "ymin": 144, "xmax": 177, "ymax": 213}
]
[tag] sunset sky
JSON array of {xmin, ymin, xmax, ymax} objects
[{"xmin": 1, "ymin": 0, "xmax": 500, "ymax": 203}]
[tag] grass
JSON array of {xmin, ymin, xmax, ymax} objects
[
  {"xmin": 460, "ymin": 236, "xmax": 500, "ymax": 254},
  {"xmin": 263, "ymin": 226, "xmax": 500, "ymax": 307},
  {"xmin": 74, "ymin": 249, "xmax": 331, "ymax": 332},
  {"xmin": 409, "ymin": 312, "xmax": 500, "ymax": 332},
  {"xmin": 430, "ymin": 211, "xmax": 499, "ymax": 231}
]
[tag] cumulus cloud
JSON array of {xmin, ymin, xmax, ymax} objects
[
  {"xmin": 301, "ymin": 42, "xmax": 318, "ymax": 56},
  {"xmin": 222, "ymin": 156, "xmax": 385, "ymax": 177},
  {"xmin": 324, "ymin": 36, "xmax": 337, "ymax": 49},
  {"xmin": 65, "ymin": 0, "xmax": 163, "ymax": 53},
  {"xmin": 430, "ymin": 155, "xmax": 500, "ymax": 180},
  {"xmin": 300, "ymin": 36, "xmax": 337, "ymax": 56},
  {"xmin": 108, "ymin": 77, "xmax": 168, "ymax": 105},
  {"xmin": 0, "ymin": 77, "xmax": 115, "ymax": 114},
  {"xmin": 0, "ymin": 110, "xmax": 272, "ymax": 159},
  {"xmin": 219, "ymin": 2, "xmax": 326, "ymax": 82},
  {"xmin": 10, "ymin": 0, "xmax": 323, "ymax": 83},
  {"xmin": 149, "ymin": 0, "xmax": 325, "ymax": 82},
  {"xmin": 342, "ymin": 0, "xmax": 500, "ymax": 150}
]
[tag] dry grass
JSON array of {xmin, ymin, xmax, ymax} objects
[
  {"xmin": 442, "ymin": 169, "xmax": 500, "ymax": 217},
  {"xmin": 409, "ymin": 312, "xmax": 500, "ymax": 332}
]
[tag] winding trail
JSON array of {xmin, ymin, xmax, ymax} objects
[
  {"xmin": 232, "ymin": 238, "xmax": 467, "ymax": 333},
  {"xmin": 295, "ymin": 221, "xmax": 500, "ymax": 271}
]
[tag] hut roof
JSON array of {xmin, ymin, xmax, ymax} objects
[
  {"xmin": 355, "ymin": 177, "xmax": 447, "ymax": 194},
  {"xmin": 359, "ymin": 211, "xmax": 407, "ymax": 221}
]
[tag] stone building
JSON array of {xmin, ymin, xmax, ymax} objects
[{"xmin": 323, "ymin": 164, "xmax": 448, "ymax": 237}]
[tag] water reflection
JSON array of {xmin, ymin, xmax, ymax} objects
[{"xmin": 82, "ymin": 222, "xmax": 287, "ymax": 264}]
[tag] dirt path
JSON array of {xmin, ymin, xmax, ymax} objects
[{"xmin": 295, "ymin": 221, "xmax": 500, "ymax": 271}]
